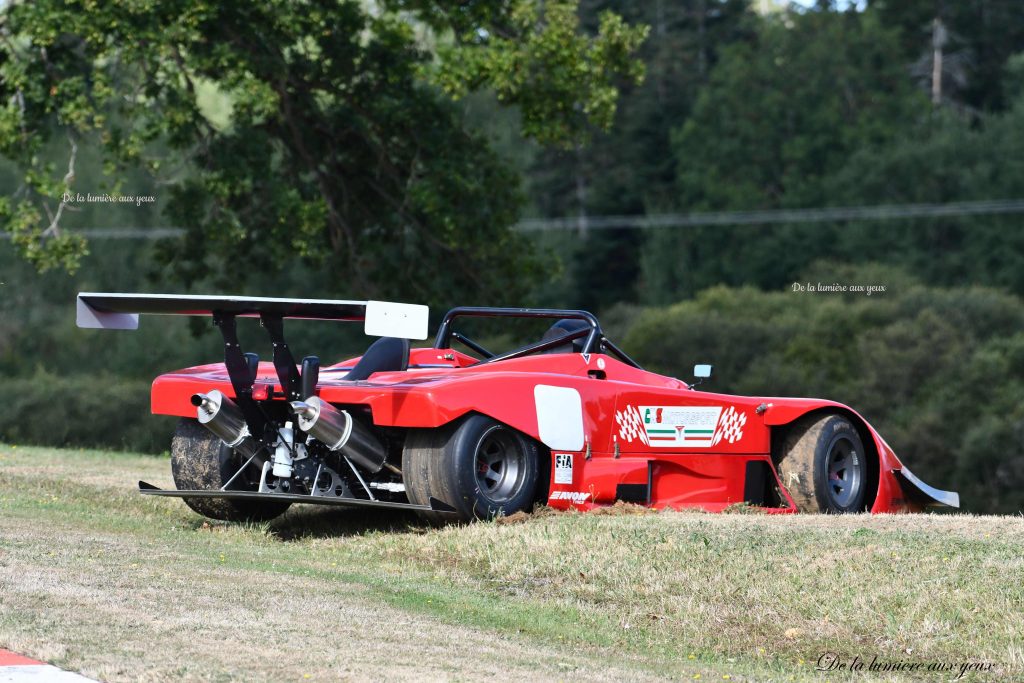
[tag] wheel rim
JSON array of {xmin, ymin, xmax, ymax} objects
[
  {"xmin": 474, "ymin": 427, "xmax": 528, "ymax": 502},
  {"xmin": 826, "ymin": 435, "xmax": 863, "ymax": 508}
]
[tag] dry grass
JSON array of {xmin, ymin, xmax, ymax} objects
[{"xmin": 0, "ymin": 443, "xmax": 1021, "ymax": 682}]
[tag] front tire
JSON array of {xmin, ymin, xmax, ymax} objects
[
  {"xmin": 774, "ymin": 413, "xmax": 869, "ymax": 513},
  {"xmin": 403, "ymin": 415, "xmax": 540, "ymax": 523},
  {"xmin": 170, "ymin": 418, "xmax": 290, "ymax": 522}
]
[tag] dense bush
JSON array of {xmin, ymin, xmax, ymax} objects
[
  {"xmin": 622, "ymin": 264, "xmax": 1024, "ymax": 514},
  {"xmin": 0, "ymin": 371, "xmax": 177, "ymax": 454}
]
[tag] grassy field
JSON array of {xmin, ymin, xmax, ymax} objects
[{"xmin": 0, "ymin": 444, "xmax": 1020, "ymax": 682}]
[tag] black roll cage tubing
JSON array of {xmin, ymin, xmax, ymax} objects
[{"xmin": 433, "ymin": 307, "xmax": 642, "ymax": 369}]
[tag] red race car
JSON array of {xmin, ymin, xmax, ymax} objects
[{"xmin": 77, "ymin": 293, "xmax": 959, "ymax": 522}]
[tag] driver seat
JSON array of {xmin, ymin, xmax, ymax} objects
[
  {"xmin": 345, "ymin": 336, "xmax": 410, "ymax": 380},
  {"xmin": 541, "ymin": 319, "xmax": 590, "ymax": 354}
]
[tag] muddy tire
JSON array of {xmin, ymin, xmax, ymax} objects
[
  {"xmin": 775, "ymin": 413, "xmax": 869, "ymax": 513},
  {"xmin": 403, "ymin": 415, "xmax": 540, "ymax": 523},
  {"xmin": 170, "ymin": 418, "xmax": 290, "ymax": 522}
]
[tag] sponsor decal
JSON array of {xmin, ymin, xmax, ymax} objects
[
  {"xmin": 615, "ymin": 404, "xmax": 649, "ymax": 445},
  {"xmin": 616, "ymin": 403, "xmax": 747, "ymax": 448},
  {"xmin": 712, "ymin": 405, "xmax": 748, "ymax": 446},
  {"xmin": 554, "ymin": 453, "xmax": 573, "ymax": 485},
  {"xmin": 550, "ymin": 491, "xmax": 591, "ymax": 504}
]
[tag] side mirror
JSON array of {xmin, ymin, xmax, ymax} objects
[{"xmin": 692, "ymin": 364, "xmax": 713, "ymax": 388}]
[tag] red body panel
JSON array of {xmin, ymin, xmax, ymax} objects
[{"xmin": 152, "ymin": 347, "xmax": 927, "ymax": 514}]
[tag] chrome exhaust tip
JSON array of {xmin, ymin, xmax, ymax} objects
[
  {"xmin": 290, "ymin": 396, "xmax": 387, "ymax": 474},
  {"xmin": 192, "ymin": 390, "xmax": 259, "ymax": 458}
]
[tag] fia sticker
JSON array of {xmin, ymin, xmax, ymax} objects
[{"xmin": 554, "ymin": 453, "xmax": 573, "ymax": 484}]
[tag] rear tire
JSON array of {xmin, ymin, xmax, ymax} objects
[
  {"xmin": 403, "ymin": 415, "xmax": 540, "ymax": 523},
  {"xmin": 170, "ymin": 418, "xmax": 290, "ymax": 522},
  {"xmin": 774, "ymin": 413, "xmax": 869, "ymax": 513}
]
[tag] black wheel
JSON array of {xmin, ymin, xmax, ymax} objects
[
  {"xmin": 774, "ymin": 413, "xmax": 869, "ymax": 513},
  {"xmin": 170, "ymin": 418, "xmax": 290, "ymax": 522},
  {"xmin": 403, "ymin": 415, "xmax": 540, "ymax": 523}
]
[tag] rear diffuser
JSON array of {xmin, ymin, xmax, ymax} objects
[{"xmin": 138, "ymin": 481, "xmax": 455, "ymax": 513}]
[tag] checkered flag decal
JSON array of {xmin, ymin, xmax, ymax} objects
[
  {"xmin": 711, "ymin": 406, "xmax": 747, "ymax": 446},
  {"xmin": 616, "ymin": 405, "xmax": 649, "ymax": 445}
]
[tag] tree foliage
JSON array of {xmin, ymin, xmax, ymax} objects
[
  {"xmin": 0, "ymin": 0, "xmax": 645, "ymax": 305},
  {"xmin": 672, "ymin": 10, "xmax": 923, "ymax": 212},
  {"xmin": 418, "ymin": 0, "xmax": 648, "ymax": 147},
  {"xmin": 526, "ymin": 0, "xmax": 752, "ymax": 310},
  {"xmin": 640, "ymin": 6, "xmax": 1024, "ymax": 304},
  {"xmin": 869, "ymin": 0, "xmax": 1024, "ymax": 112}
]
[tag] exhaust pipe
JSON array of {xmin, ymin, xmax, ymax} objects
[
  {"xmin": 192, "ymin": 390, "xmax": 260, "ymax": 459},
  {"xmin": 290, "ymin": 397, "xmax": 387, "ymax": 474}
]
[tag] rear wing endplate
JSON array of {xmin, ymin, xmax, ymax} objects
[{"xmin": 76, "ymin": 293, "xmax": 429, "ymax": 340}]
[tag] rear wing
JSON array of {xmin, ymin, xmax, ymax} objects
[
  {"xmin": 76, "ymin": 292, "xmax": 429, "ymax": 340},
  {"xmin": 76, "ymin": 292, "xmax": 430, "ymax": 438}
]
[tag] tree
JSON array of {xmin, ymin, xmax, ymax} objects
[
  {"xmin": 641, "ymin": 7, "xmax": 928, "ymax": 303},
  {"xmin": 0, "ymin": 0, "xmax": 645, "ymax": 306},
  {"xmin": 868, "ymin": 0, "xmax": 1024, "ymax": 112},
  {"xmin": 818, "ymin": 77, "xmax": 1024, "ymax": 295},
  {"xmin": 525, "ymin": 0, "xmax": 751, "ymax": 310}
]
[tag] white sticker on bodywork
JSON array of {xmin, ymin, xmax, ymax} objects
[
  {"xmin": 554, "ymin": 453, "xmax": 573, "ymax": 484},
  {"xmin": 534, "ymin": 385, "xmax": 585, "ymax": 451},
  {"xmin": 364, "ymin": 300, "xmax": 430, "ymax": 340}
]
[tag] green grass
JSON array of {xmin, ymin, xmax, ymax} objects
[{"xmin": 0, "ymin": 444, "xmax": 1020, "ymax": 682}]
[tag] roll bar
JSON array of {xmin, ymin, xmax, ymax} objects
[{"xmin": 433, "ymin": 306, "xmax": 641, "ymax": 368}]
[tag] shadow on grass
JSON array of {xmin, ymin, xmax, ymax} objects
[{"xmin": 267, "ymin": 504, "xmax": 437, "ymax": 541}]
